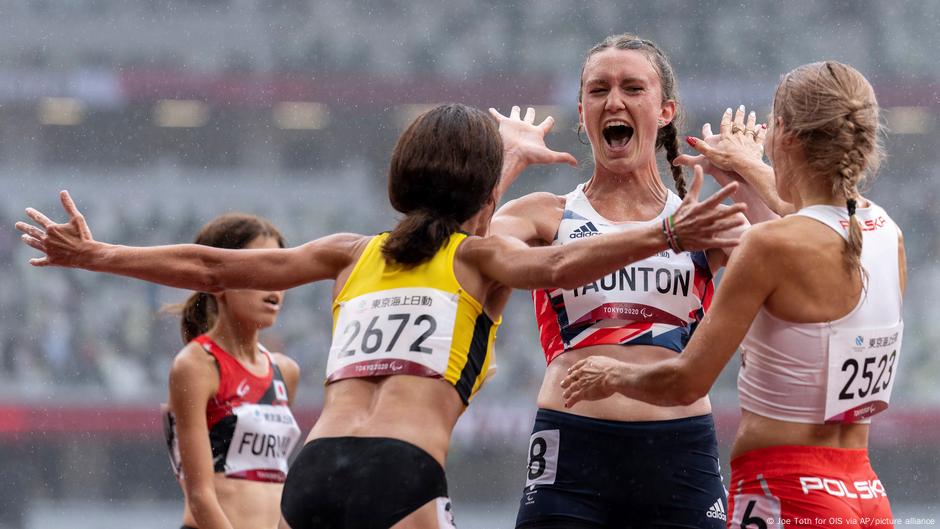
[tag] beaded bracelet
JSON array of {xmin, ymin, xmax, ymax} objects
[
  {"xmin": 668, "ymin": 215, "xmax": 685, "ymax": 252},
  {"xmin": 663, "ymin": 219, "xmax": 675, "ymax": 251},
  {"xmin": 661, "ymin": 216, "xmax": 684, "ymax": 253}
]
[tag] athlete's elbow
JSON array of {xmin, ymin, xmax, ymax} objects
[
  {"xmin": 673, "ymin": 372, "xmax": 709, "ymax": 406},
  {"xmin": 198, "ymin": 249, "xmax": 237, "ymax": 293},
  {"xmin": 202, "ymin": 276, "xmax": 226, "ymax": 294},
  {"xmin": 186, "ymin": 484, "xmax": 219, "ymax": 514},
  {"xmin": 549, "ymin": 254, "xmax": 584, "ymax": 290},
  {"xmin": 649, "ymin": 363, "xmax": 705, "ymax": 407},
  {"xmin": 193, "ymin": 266, "xmax": 225, "ymax": 293},
  {"xmin": 673, "ymin": 388, "xmax": 706, "ymax": 407}
]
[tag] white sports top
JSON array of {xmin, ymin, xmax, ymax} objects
[
  {"xmin": 738, "ymin": 202, "xmax": 904, "ymax": 424},
  {"xmin": 534, "ymin": 184, "xmax": 714, "ymax": 363}
]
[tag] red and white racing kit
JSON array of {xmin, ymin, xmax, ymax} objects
[{"xmin": 164, "ymin": 335, "xmax": 301, "ymax": 483}]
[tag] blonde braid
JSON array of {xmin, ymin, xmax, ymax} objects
[
  {"xmin": 775, "ymin": 61, "xmax": 884, "ymax": 283},
  {"xmin": 835, "ymin": 104, "xmax": 871, "ymax": 279}
]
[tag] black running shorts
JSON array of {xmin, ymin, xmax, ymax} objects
[{"xmin": 281, "ymin": 436, "xmax": 455, "ymax": 529}]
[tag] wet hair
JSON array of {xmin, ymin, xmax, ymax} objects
[
  {"xmin": 578, "ymin": 33, "xmax": 686, "ymax": 197},
  {"xmin": 774, "ymin": 61, "xmax": 883, "ymax": 277},
  {"xmin": 171, "ymin": 213, "xmax": 285, "ymax": 344},
  {"xmin": 382, "ymin": 103, "xmax": 503, "ymax": 265}
]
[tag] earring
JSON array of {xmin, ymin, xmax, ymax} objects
[
  {"xmin": 657, "ymin": 119, "xmax": 666, "ymax": 127},
  {"xmin": 577, "ymin": 124, "xmax": 590, "ymax": 146}
]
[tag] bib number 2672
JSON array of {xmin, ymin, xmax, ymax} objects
[{"xmin": 337, "ymin": 313, "xmax": 437, "ymax": 357}]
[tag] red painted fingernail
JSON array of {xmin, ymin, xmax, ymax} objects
[
  {"xmin": 686, "ymin": 136, "xmax": 697, "ymax": 146},
  {"xmin": 762, "ymin": 124, "xmax": 767, "ymax": 129}
]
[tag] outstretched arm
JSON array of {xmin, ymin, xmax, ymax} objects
[
  {"xmin": 561, "ymin": 223, "xmax": 780, "ymax": 407},
  {"xmin": 465, "ymin": 166, "xmax": 747, "ymax": 290},
  {"xmin": 16, "ymin": 191, "xmax": 364, "ymax": 292}
]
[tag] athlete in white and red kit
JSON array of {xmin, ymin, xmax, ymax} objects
[{"xmin": 563, "ymin": 61, "xmax": 904, "ymax": 529}]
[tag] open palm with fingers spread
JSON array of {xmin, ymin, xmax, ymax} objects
[
  {"xmin": 668, "ymin": 165, "xmax": 748, "ymax": 251},
  {"xmin": 490, "ymin": 105, "xmax": 578, "ymax": 168},
  {"xmin": 16, "ymin": 190, "xmax": 95, "ymax": 268}
]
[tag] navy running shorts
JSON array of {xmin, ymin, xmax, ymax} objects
[{"xmin": 516, "ymin": 408, "xmax": 727, "ymax": 529}]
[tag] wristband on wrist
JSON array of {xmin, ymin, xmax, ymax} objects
[
  {"xmin": 668, "ymin": 215, "xmax": 685, "ymax": 252},
  {"xmin": 662, "ymin": 216, "xmax": 683, "ymax": 253},
  {"xmin": 661, "ymin": 218, "xmax": 673, "ymax": 252}
]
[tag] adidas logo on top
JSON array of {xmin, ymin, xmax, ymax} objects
[
  {"xmin": 569, "ymin": 222, "xmax": 601, "ymax": 239},
  {"xmin": 706, "ymin": 499, "xmax": 726, "ymax": 521}
]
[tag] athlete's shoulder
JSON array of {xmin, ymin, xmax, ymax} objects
[
  {"xmin": 497, "ymin": 191, "xmax": 565, "ymax": 218},
  {"xmin": 306, "ymin": 232, "xmax": 372, "ymax": 254},
  {"xmin": 457, "ymin": 233, "xmax": 529, "ymax": 265},
  {"xmin": 271, "ymin": 352, "xmax": 300, "ymax": 398},
  {"xmin": 492, "ymin": 192, "xmax": 565, "ymax": 243},
  {"xmin": 742, "ymin": 217, "xmax": 798, "ymax": 246},
  {"xmin": 733, "ymin": 218, "xmax": 810, "ymax": 270},
  {"xmin": 297, "ymin": 232, "xmax": 372, "ymax": 271},
  {"xmin": 171, "ymin": 340, "xmax": 215, "ymax": 371},
  {"xmin": 732, "ymin": 219, "xmax": 792, "ymax": 260},
  {"xmin": 168, "ymin": 340, "xmax": 219, "ymax": 397},
  {"xmin": 271, "ymin": 352, "xmax": 299, "ymax": 376},
  {"xmin": 747, "ymin": 216, "xmax": 794, "ymax": 238}
]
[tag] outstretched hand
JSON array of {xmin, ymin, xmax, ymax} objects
[
  {"xmin": 669, "ymin": 165, "xmax": 748, "ymax": 250},
  {"xmin": 489, "ymin": 106, "xmax": 577, "ymax": 168},
  {"xmin": 673, "ymin": 106, "xmax": 766, "ymax": 185},
  {"xmin": 15, "ymin": 190, "xmax": 95, "ymax": 267}
]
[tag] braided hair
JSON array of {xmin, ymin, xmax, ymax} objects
[{"xmin": 774, "ymin": 61, "xmax": 884, "ymax": 278}]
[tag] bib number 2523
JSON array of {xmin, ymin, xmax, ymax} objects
[{"xmin": 824, "ymin": 323, "xmax": 902, "ymax": 423}]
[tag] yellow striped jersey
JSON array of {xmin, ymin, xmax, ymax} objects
[{"xmin": 325, "ymin": 232, "xmax": 500, "ymax": 405}]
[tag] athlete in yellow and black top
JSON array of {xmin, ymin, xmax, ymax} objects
[
  {"xmin": 326, "ymin": 231, "xmax": 499, "ymax": 405},
  {"xmin": 19, "ymin": 104, "xmax": 744, "ymax": 529}
]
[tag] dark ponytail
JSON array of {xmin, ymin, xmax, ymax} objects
[
  {"xmin": 382, "ymin": 103, "xmax": 502, "ymax": 266},
  {"xmin": 382, "ymin": 211, "xmax": 462, "ymax": 265},
  {"xmin": 179, "ymin": 292, "xmax": 217, "ymax": 344}
]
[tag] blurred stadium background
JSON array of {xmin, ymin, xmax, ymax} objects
[{"xmin": 1, "ymin": 1, "xmax": 939, "ymax": 527}]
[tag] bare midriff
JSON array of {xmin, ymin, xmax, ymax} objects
[
  {"xmin": 305, "ymin": 375, "xmax": 465, "ymax": 467},
  {"xmin": 731, "ymin": 410, "xmax": 870, "ymax": 460},
  {"xmin": 540, "ymin": 343, "xmax": 712, "ymax": 422}
]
